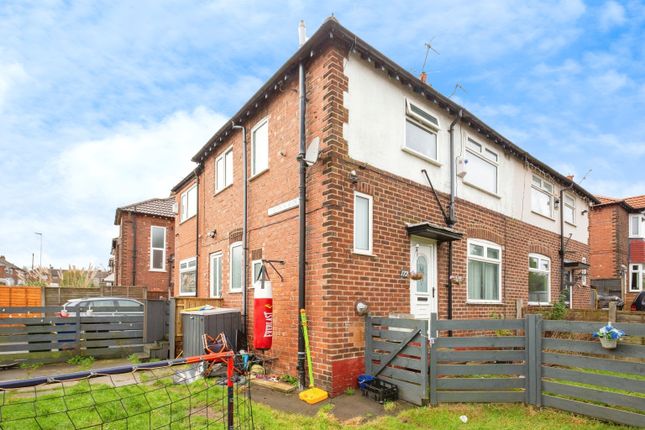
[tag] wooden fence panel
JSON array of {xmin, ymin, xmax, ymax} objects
[
  {"xmin": 43, "ymin": 286, "xmax": 147, "ymax": 306},
  {"xmin": 0, "ymin": 287, "xmax": 42, "ymax": 317},
  {"xmin": 365, "ymin": 316, "xmax": 428, "ymax": 405},
  {"xmin": 172, "ymin": 297, "xmax": 223, "ymax": 355}
]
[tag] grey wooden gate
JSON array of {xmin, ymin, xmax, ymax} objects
[{"xmin": 364, "ymin": 316, "xmax": 429, "ymax": 405}]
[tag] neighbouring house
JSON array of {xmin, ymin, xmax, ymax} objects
[
  {"xmin": 0, "ymin": 256, "xmax": 25, "ymax": 286},
  {"xmin": 171, "ymin": 18, "xmax": 597, "ymax": 395},
  {"xmin": 113, "ymin": 197, "xmax": 176, "ymax": 298},
  {"xmin": 590, "ymin": 195, "xmax": 645, "ymax": 306}
]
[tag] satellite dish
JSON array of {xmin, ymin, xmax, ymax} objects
[{"xmin": 304, "ymin": 137, "xmax": 320, "ymax": 166}]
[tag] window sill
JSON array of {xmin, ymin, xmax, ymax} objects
[
  {"xmin": 149, "ymin": 269, "xmax": 166, "ymax": 273},
  {"xmin": 214, "ymin": 183, "xmax": 233, "ymax": 197},
  {"xmin": 531, "ymin": 210, "xmax": 556, "ymax": 222},
  {"xmin": 528, "ymin": 302, "xmax": 551, "ymax": 306},
  {"xmin": 179, "ymin": 293, "xmax": 196, "ymax": 297},
  {"xmin": 179, "ymin": 214, "xmax": 196, "ymax": 225},
  {"xmin": 229, "ymin": 290, "xmax": 242, "ymax": 294},
  {"xmin": 466, "ymin": 300, "xmax": 504, "ymax": 305},
  {"xmin": 353, "ymin": 249, "xmax": 374, "ymax": 257},
  {"xmin": 401, "ymin": 147, "xmax": 441, "ymax": 167},
  {"xmin": 565, "ymin": 221, "xmax": 576, "ymax": 228},
  {"xmin": 210, "ymin": 296, "xmax": 222, "ymax": 299},
  {"xmin": 462, "ymin": 181, "xmax": 501, "ymax": 199},
  {"xmin": 250, "ymin": 168, "xmax": 269, "ymax": 181}
]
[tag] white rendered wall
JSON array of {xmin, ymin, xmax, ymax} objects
[{"xmin": 343, "ymin": 53, "xmax": 589, "ymax": 245}]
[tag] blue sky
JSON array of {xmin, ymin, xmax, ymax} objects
[{"xmin": 1, "ymin": 0, "xmax": 643, "ymax": 269}]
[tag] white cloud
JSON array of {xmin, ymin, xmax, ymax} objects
[
  {"xmin": 0, "ymin": 62, "xmax": 28, "ymax": 109},
  {"xmin": 589, "ymin": 69, "xmax": 630, "ymax": 94},
  {"xmin": 599, "ymin": 1, "xmax": 626, "ymax": 31}
]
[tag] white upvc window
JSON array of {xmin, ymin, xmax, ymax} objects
[
  {"xmin": 353, "ymin": 192, "xmax": 373, "ymax": 255},
  {"xmin": 251, "ymin": 118, "xmax": 269, "ymax": 177},
  {"xmin": 251, "ymin": 259, "xmax": 263, "ymax": 286},
  {"xmin": 179, "ymin": 257, "xmax": 197, "ymax": 296},
  {"xmin": 563, "ymin": 194, "xmax": 576, "ymax": 225},
  {"xmin": 180, "ymin": 185, "xmax": 197, "ymax": 222},
  {"xmin": 464, "ymin": 137, "xmax": 499, "ymax": 195},
  {"xmin": 629, "ymin": 214, "xmax": 644, "ymax": 238},
  {"xmin": 149, "ymin": 226, "xmax": 166, "ymax": 271},
  {"xmin": 229, "ymin": 242, "xmax": 243, "ymax": 293},
  {"xmin": 216, "ymin": 147, "xmax": 234, "ymax": 192},
  {"xmin": 209, "ymin": 252, "xmax": 223, "ymax": 298},
  {"xmin": 403, "ymin": 99, "xmax": 440, "ymax": 163},
  {"xmin": 467, "ymin": 239, "xmax": 502, "ymax": 303},
  {"xmin": 630, "ymin": 264, "xmax": 644, "ymax": 292},
  {"xmin": 531, "ymin": 175, "xmax": 554, "ymax": 218},
  {"xmin": 528, "ymin": 254, "xmax": 551, "ymax": 305}
]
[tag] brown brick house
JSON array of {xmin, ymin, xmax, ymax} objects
[
  {"xmin": 590, "ymin": 195, "xmax": 645, "ymax": 306},
  {"xmin": 113, "ymin": 197, "xmax": 176, "ymax": 298},
  {"xmin": 0, "ymin": 256, "xmax": 25, "ymax": 286},
  {"xmin": 172, "ymin": 18, "xmax": 597, "ymax": 395}
]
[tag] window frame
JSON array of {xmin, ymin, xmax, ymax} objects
[
  {"xmin": 209, "ymin": 252, "xmax": 223, "ymax": 298},
  {"xmin": 528, "ymin": 253, "xmax": 551, "ymax": 305},
  {"xmin": 251, "ymin": 117, "xmax": 269, "ymax": 178},
  {"xmin": 563, "ymin": 193, "xmax": 576, "ymax": 225},
  {"xmin": 463, "ymin": 136, "xmax": 500, "ymax": 196},
  {"xmin": 229, "ymin": 242, "xmax": 243, "ymax": 293},
  {"xmin": 630, "ymin": 264, "xmax": 643, "ymax": 292},
  {"xmin": 466, "ymin": 239, "xmax": 502, "ymax": 304},
  {"xmin": 402, "ymin": 99, "xmax": 441, "ymax": 165},
  {"xmin": 149, "ymin": 226, "xmax": 166, "ymax": 272},
  {"xmin": 629, "ymin": 214, "xmax": 644, "ymax": 238},
  {"xmin": 251, "ymin": 259, "xmax": 263, "ymax": 287},
  {"xmin": 179, "ymin": 257, "xmax": 197, "ymax": 297},
  {"xmin": 531, "ymin": 175, "xmax": 554, "ymax": 219},
  {"xmin": 353, "ymin": 191, "xmax": 373, "ymax": 256},
  {"xmin": 215, "ymin": 146, "xmax": 234, "ymax": 193},
  {"xmin": 180, "ymin": 184, "xmax": 197, "ymax": 223}
]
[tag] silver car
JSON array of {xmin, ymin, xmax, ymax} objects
[{"xmin": 59, "ymin": 297, "xmax": 144, "ymax": 317}]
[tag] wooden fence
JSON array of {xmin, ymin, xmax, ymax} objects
[
  {"xmin": 43, "ymin": 286, "xmax": 147, "ymax": 305},
  {"xmin": 364, "ymin": 316, "xmax": 429, "ymax": 405},
  {"xmin": 0, "ymin": 306, "xmax": 144, "ymax": 364},
  {"xmin": 426, "ymin": 313, "xmax": 645, "ymax": 427},
  {"xmin": 0, "ymin": 287, "xmax": 42, "ymax": 318}
]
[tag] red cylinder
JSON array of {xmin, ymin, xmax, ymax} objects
[{"xmin": 253, "ymin": 280, "xmax": 273, "ymax": 350}]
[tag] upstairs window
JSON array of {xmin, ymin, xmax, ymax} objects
[
  {"xmin": 630, "ymin": 214, "xmax": 644, "ymax": 238},
  {"xmin": 467, "ymin": 240, "xmax": 502, "ymax": 302},
  {"xmin": 528, "ymin": 254, "xmax": 550, "ymax": 304},
  {"xmin": 150, "ymin": 226, "xmax": 166, "ymax": 271},
  {"xmin": 531, "ymin": 175, "xmax": 553, "ymax": 218},
  {"xmin": 251, "ymin": 119, "xmax": 269, "ymax": 176},
  {"xmin": 464, "ymin": 138, "xmax": 498, "ymax": 195},
  {"xmin": 563, "ymin": 194, "xmax": 576, "ymax": 225},
  {"xmin": 216, "ymin": 147, "xmax": 234, "ymax": 192},
  {"xmin": 404, "ymin": 100, "xmax": 439, "ymax": 162},
  {"xmin": 353, "ymin": 192, "xmax": 373, "ymax": 255},
  {"xmin": 180, "ymin": 185, "xmax": 197, "ymax": 222}
]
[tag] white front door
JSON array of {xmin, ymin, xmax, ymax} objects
[{"xmin": 410, "ymin": 238, "xmax": 438, "ymax": 320}]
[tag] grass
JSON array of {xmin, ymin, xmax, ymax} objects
[
  {"xmin": 127, "ymin": 353, "xmax": 141, "ymax": 364},
  {"xmin": 344, "ymin": 387, "xmax": 355, "ymax": 396},
  {"xmin": 18, "ymin": 362, "xmax": 43, "ymax": 370},
  {"xmin": 66, "ymin": 355, "xmax": 95, "ymax": 369}
]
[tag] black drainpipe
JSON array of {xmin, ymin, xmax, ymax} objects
[
  {"xmin": 447, "ymin": 110, "xmax": 463, "ymax": 325},
  {"xmin": 296, "ymin": 59, "xmax": 307, "ymax": 389},
  {"xmin": 232, "ymin": 122, "xmax": 248, "ymax": 337}
]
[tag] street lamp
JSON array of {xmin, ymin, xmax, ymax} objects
[{"xmin": 34, "ymin": 232, "xmax": 43, "ymax": 267}]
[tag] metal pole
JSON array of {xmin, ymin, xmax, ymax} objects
[
  {"xmin": 297, "ymin": 60, "xmax": 307, "ymax": 389},
  {"xmin": 35, "ymin": 232, "xmax": 43, "ymax": 267}
]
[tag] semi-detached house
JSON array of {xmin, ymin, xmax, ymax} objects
[{"xmin": 171, "ymin": 18, "xmax": 598, "ymax": 395}]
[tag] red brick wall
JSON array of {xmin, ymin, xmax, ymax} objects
[
  {"xmin": 630, "ymin": 240, "xmax": 645, "ymax": 263},
  {"xmin": 116, "ymin": 212, "xmax": 175, "ymax": 295},
  {"xmin": 174, "ymin": 179, "xmax": 198, "ymax": 296}
]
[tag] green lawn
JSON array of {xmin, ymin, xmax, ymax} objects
[{"xmin": 0, "ymin": 371, "xmax": 637, "ymax": 430}]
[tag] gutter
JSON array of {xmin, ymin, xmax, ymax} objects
[
  {"xmin": 194, "ymin": 169, "xmax": 200, "ymax": 295},
  {"xmin": 447, "ymin": 110, "xmax": 462, "ymax": 326},
  {"xmin": 132, "ymin": 205, "xmax": 137, "ymax": 286}
]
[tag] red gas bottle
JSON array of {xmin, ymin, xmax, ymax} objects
[{"xmin": 253, "ymin": 277, "xmax": 273, "ymax": 350}]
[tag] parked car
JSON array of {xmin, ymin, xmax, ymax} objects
[
  {"xmin": 58, "ymin": 297, "xmax": 144, "ymax": 317},
  {"xmin": 630, "ymin": 291, "xmax": 645, "ymax": 311},
  {"xmin": 597, "ymin": 293, "xmax": 624, "ymax": 310}
]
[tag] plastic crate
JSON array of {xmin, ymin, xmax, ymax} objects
[{"xmin": 360, "ymin": 378, "xmax": 398, "ymax": 403}]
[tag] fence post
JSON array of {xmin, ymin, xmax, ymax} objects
[
  {"xmin": 364, "ymin": 316, "xmax": 372, "ymax": 375},
  {"xmin": 143, "ymin": 300, "xmax": 149, "ymax": 344},
  {"xmin": 420, "ymin": 318, "xmax": 429, "ymax": 404},
  {"xmin": 608, "ymin": 302, "xmax": 617, "ymax": 324},
  {"xmin": 169, "ymin": 298, "xmax": 176, "ymax": 359},
  {"xmin": 429, "ymin": 312, "xmax": 438, "ymax": 406},
  {"xmin": 516, "ymin": 298, "xmax": 524, "ymax": 319},
  {"xmin": 75, "ymin": 310, "xmax": 82, "ymax": 353},
  {"xmin": 526, "ymin": 314, "xmax": 543, "ymax": 407}
]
